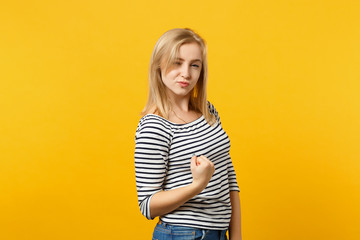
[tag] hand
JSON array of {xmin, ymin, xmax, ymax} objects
[{"xmin": 190, "ymin": 155, "xmax": 215, "ymax": 192}]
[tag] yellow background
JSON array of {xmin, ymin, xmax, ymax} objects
[{"xmin": 1, "ymin": 0, "xmax": 359, "ymax": 239}]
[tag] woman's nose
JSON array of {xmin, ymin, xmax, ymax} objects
[{"xmin": 180, "ymin": 65, "xmax": 190, "ymax": 79}]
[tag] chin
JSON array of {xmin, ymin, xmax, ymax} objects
[{"xmin": 173, "ymin": 91, "xmax": 191, "ymax": 97}]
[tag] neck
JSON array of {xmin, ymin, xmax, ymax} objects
[{"xmin": 168, "ymin": 94, "xmax": 191, "ymax": 113}]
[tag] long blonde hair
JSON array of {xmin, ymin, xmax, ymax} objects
[{"xmin": 141, "ymin": 28, "xmax": 216, "ymax": 126}]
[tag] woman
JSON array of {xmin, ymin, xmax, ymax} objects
[{"xmin": 135, "ymin": 28, "xmax": 242, "ymax": 240}]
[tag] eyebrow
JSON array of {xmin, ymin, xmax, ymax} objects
[{"xmin": 175, "ymin": 57, "xmax": 202, "ymax": 63}]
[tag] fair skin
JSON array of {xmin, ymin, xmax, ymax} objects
[
  {"xmin": 150, "ymin": 42, "xmax": 242, "ymax": 239},
  {"xmin": 160, "ymin": 42, "xmax": 202, "ymax": 122},
  {"xmin": 229, "ymin": 191, "xmax": 242, "ymax": 240}
]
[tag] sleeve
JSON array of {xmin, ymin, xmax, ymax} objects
[
  {"xmin": 134, "ymin": 117, "xmax": 172, "ymax": 220},
  {"xmin": 207, "ymin": 101, "xmax": 240, "ymax": 192},
  {"xmin": 227, "ymin": 156, "xmax": 240, "ymax": 192}
]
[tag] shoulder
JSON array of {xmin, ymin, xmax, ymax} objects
[
  {"xmin": 135, "ymin": 114, "xmax": 173, "ymax": 143},
  {"xmin": 136, "ymin": 114, "xmax": 173, "ymax": 131},
  {"xmin": 207, "ymin": 100, "xmax": 218, "ymax": 115},
  {"xmin": 206, "ymin": 100, "xmax": 221, "ymax": 123}
]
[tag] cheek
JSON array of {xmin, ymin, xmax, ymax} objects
[
  {"xmin": 193, "ymin": 70, "xmax": 201, "ymax": 80},
  {"xmin": 164, "ymin": 70, "xmax": 179, "ymax": 80},
  {"xmin": 160, "ymin": 70, "xmax": 169, "ymax": 83}
]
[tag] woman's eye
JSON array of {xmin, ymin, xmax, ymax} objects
[
  {"xmin": 174, "ymin": 62, "xmax": 181, "ymax": 65},
  {"xmin": 191, "ymin": 64, "xmax": 200, "ymax": 68}
]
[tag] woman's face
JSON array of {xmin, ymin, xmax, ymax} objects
[{"xmin": 160, "ymin": 42, "xmax": 202, "ymax": 101}]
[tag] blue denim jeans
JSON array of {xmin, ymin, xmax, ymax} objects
[{"xmin": 152, "ymin": 221, "xmax": 228, "ymax": 240}]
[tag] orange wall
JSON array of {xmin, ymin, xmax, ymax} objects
[{"xmin": 0, "ymin": 1, "xmax": 359, "ymax": 239}]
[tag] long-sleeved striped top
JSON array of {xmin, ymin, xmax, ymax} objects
[{"xmin": 134, "ymin": 101, "xmax": 239, "ymax": 230}]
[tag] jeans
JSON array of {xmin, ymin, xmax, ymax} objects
[{"xmin": 152, "ymin": 221, "xmax": 228, "ymax": 240}]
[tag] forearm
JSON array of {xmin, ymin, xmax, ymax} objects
[
  {"xmin": 229, "ymin": 190, "xmax": 242, "ymax": 240},
  {"xmin": 150, "ymin": 182, "xmax": 202, "ymax": 219}
]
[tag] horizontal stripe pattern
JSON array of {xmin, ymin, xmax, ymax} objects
[{"xmin": 134, "ymin": 102, "xmax": 239, "ymax": 230}]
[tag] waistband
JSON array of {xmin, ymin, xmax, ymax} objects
[
  {"xmin": 156, "ymin": 220, "xmax": 228, "ymax": 240},
  {"xmin": 158, "ymin": 220, "xmax": 227, "ymax": 232}
]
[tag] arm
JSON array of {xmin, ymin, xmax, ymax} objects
[
  {"xmin": 150, "ymin": 155, "xmax": 215, "ymax": 218},
  {"xmin": 229, "ymin": 191, "xmax": 242, "ymax": 240}
]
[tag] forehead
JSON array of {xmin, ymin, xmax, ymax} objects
[{"xmin": 177, "ymin": 42, "xmax": 202, "ymax": 61}]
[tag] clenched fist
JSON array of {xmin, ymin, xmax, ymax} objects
[{"xmin": 190, "ymin": 154, "xmax": 215, "ymax": 192}]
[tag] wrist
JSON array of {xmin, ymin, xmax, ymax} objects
[{"xmin": 189, "ymin": 181, "xmax": 205, "ymax": 195}]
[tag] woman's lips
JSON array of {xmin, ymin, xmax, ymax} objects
[{"xmin": 178, "ymin": 81, "xmax": 189, "ymax": 87}]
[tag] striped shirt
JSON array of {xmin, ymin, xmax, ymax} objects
[{"xmin": 134, "ymin": 101, "xmax": 239, "ymax": 230}]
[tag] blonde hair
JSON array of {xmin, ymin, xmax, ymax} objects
[{"xmin": 141, "ymin": 28, "xmax": 216, "ymax": 126}]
